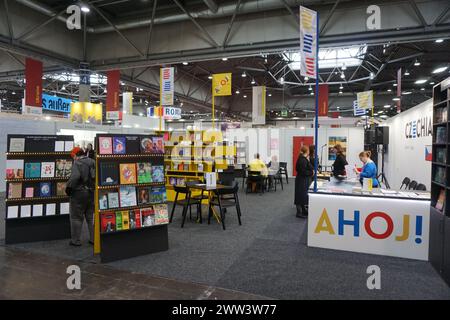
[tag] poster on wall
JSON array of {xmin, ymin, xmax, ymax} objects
[
  {"xmin": 328, "ymin": 136, "xmax": 347, "ymax": 160},
  {"xmin": 425, "ymin": 145, "xmax": 432, "ymax": 162}
]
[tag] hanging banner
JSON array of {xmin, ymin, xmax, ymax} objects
[
  {"xmin": 353, "ymin": 100, "xmax": 367, "ymax": 116},
  {"xmin": 212, "ymin": 73, "xmax": 232, "ymax": 96},
  {"xmin": 42, "ymin": 94, "xmax": 72, "ymax": 113},
  {"xmin": 252, "ymin": 86, "xmax": 266, "ymax": 125},
  {"xmin": 106, "ymin": 70, "xmax": 120, "ymax": 120},
  {"xmin": 147, "ymin": 106, "xmax": 181, "ymax": 120},
  {"xmin": 318, "ymin": 84, "xmax": 329, "ymax": 116},
  {"xmin": 25, "ymin": 58, "xmax": 43, "ymax": 109},
  {"xmin": 300, "ymin": 6, "xmax": 318, "ymax": 79},
  {"xmin": 160, "ymin": 67, "xmax": 174, "ymax": 106},
  {"xmin": 123, "ymin": 92, "xmax": 133, "ymax": 115},
  {"xmin": 357, "ymin": 90, "xmax": 374, "ymax": 110},
  {"xmin": 397, "ymin": 68, "xmax": 402, "ymax": 113}
]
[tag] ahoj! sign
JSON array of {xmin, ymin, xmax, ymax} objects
[{"xmin": 307, "ymin": 193, "xmax": 430, "ymax": 261}]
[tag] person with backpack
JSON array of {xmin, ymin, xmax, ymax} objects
[{"xmin": 66, "ymin": 147, "xmax": 96, "ymax": 246}]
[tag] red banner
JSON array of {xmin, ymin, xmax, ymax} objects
[
  {"xmin": 318, "ymin": 84, "xmax": 329, "ymax": 117},
  {"xmin": 106, "ymin": 70, "xmax": 120, "ymax": 112},
  {"xmin": 25, "ymin": 58, "xmax": 43, "ymax": 107}
]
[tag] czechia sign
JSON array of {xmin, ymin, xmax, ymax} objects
[
  {"xmin": 42, "ymin": 93, "xmax": 72, "ymax": 113},
  {"xmin": 405, "ymin": 116, "xmax": 432, "ymax": 139}
]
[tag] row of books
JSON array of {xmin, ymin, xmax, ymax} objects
[
  {"xmin": 436, "ymin": 148, "xmax": 447, "ymax": 163},
  {"xmin": 98, "ymin": 136, "xmax": 164, "ymax": 155},
  {"xmin": 434, "ymin": 166, "xmax": 446, "ymax": 185},
  {"xmin": 100, "ymin": 162, "xmax": 164, "ymax": 186},
  {"xmin": 435, "ymin": 107, "xmax": 448, "ymax": 124},
  {"xmin": 7, "ymin": 181, "xmax": 67, "ymax": 199},
  {"xmin": 168, "ymin": 177, "xmax": 186, "ymax": 186},
  {"xmin": 8, "ymin": 138, "xmax": 74, "ymax": 153},
  {"xmin": 7, "ymin": 202, "xmax": 70, "ymax": 219},
  {"xmin": 99, "ymin": 186, "xmax": 166, "ymax": 210},
  {"xmin": 435, "ymin": 127, "xmax": 447, "ymax": 144},
  {"xmin": 6, "ymin": 159, "xmax": 72, "ymax": 180},
  {"xmin": 101, "ymin": 205, "xmax": 169, "ymax": 233}
]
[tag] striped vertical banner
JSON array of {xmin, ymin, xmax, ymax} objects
[{"xmin": 300, "ymin": 6, "xmax": 318, "ymax": 79}]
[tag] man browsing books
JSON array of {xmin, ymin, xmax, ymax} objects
[{"xmin": 66, "ymin": 147, "xmax": 96, "ymax": 246}]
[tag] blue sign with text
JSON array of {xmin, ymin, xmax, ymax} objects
[{"xmin": 42, "ymin": 94, "xmax": 72, "ymax": 113}]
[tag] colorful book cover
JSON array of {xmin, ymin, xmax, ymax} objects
[
  {"xmin": 120, "ymin": 163, "xmax": 137, "ymax": 184},
  {"xmin": 8, "ymin": 183, "xmax": 22, "ymax": 199},
  {"xmin": 101, "ymin": 212, "xmax": 116, "ymax": 233},
  {"xmin": 115, "ymin": 212, "xmax": 123, "ymax": 231},
  {"xmin": 151, "ymin": 136, "xmax": 164, "ymax": 153},
  {"xmin": 100, "ymin": 162, "xmax": 119, "ymax": 186},
  {"xmin": 113, "ymin": 137, "xmax": 126, "ymax": 154},
  {"xmin": 140, "ymin": 137, "xmax": 154, "ymax": 153},
  {"xmin": 6, "ymin": 159, "xmax": 24, "ymax": 179},
  {"xmin": 141, "ymin": 207, "xmax": 155, "ymax": 227},
  {"xmin": 137, "ymin": 187, "xmax": 150, "ymax": 205},
  {"xmin": 151, "ymin": 165, "xmax": 164, "ymax": 183},
  {"xmin": 119, "ymin": 185, "xmax": 137, "ymax": 207},
  {"xmin": 55, "ymin": 159, "xmax": 72, "ymax": 178},
  {"xmin": 99, "ymin": 191, "xmax": 109, "ymax": 210},
  {"xmin": 39, "ymin": 182, "xmax": 52, "ymax": 197},
  {"xmin": 25, "ymin": 162, "xmax": 41, "ymax": 178},
  {"xmin": 121, "ymin": 211, "xmax": 130, "ymax": 230},
  {"xmin": 99, "ymin": 137, "xmax": 113, "ymax": 154},
  {"xmin": 155, "ymin": 204, "xmax": 169, "ymax": 225},
  {"xmin": 40, "ymin": 162, "xmax": 55, "ymax": 178},
  {"xmin": 134, "ymin": 209, "xmax": 142, "ymax": 228},
  {"xmin": 56, "ymin": 182, "xmax": 66, "ymax": 196},
  {"xmin": 137, "ymin": 162, "xmax": 152, "ymax": 183},
  {"xmin": 129, "ymin": 210, "xmax": 137, "ymax": 229},
  {"xmin": 150, "ymin": 187, "xmax": 167, "ymax": 203},
  {"xmin": 108, "ymin": 192, "xmax": 120, "ymax": 209},
  {"xmin": 25, "ymin": 187, "xmax": 34, "ymax": 198}
]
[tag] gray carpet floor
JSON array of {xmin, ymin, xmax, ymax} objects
[{"xmin": 1, "ymin": 183, "xmax": 450, "ymax": 299}]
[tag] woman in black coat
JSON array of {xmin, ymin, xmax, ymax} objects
[
  {"xmin": 332, "ymin": 144, "xmax": 348, "ymax": 177},
  {"xmin": 295, "ymin": 146, "xmax": 314, "ymax": 218}
]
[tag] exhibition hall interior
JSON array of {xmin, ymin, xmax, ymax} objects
[{"xmin": 1, "ymin": 0, "xmax": 450, "ymax": 302}]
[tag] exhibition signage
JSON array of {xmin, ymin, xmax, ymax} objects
[
  {"xmin": 106, "ymin": 70, "xmax": 120, "ymax": 120},
  {"xmin": 123, "ymin": 92, "xmax": 133, "ymax": 115},
  {"xmin": 356, "ymin": 90, "xmax": 374, "ymax": 110},
  {"xmin": 299, "ymin": 6, "xmax": 318, "ymax": 79},
  {"xmin": 212, "ymin": 73, "xmax": 232, "ymax": 96},
  {"xmin": 42, "ymin": 94, "xmax": 72, "ymax": 113},
  {"xmin": 308, "ymin": 193, "xmax": 430, "ymax": 260},
  {"xmin": 252, "ymin": 86, "xmax": 266, "ymax": 125},
  {"xmin": 353, "ymin": 100, "xmax": 367, "ymax": 116},
  {"xmin": 160, "ymin": 67, "xmax": 174, "ymax": 106},
  {"xmin": 70, "ymin": 102, "xmax": 103, "ymax": 125},
  {"xmin": 147, "ymin": 106, "xmax": 181, "ymax": 120},
  {"xmin": 318, "ymin": 84, "xmax": 329, "ymax": 116},
  {"xmin": 25, "ymin": 58, "xmax": 43, "ymax": 113}
]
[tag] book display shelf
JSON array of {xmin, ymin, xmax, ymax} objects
[
  {"xmin": 5, "ymin": 135, "xmax": 74, "ymax": 244},
  {"xmin": 429, "ymin": 80, "xmax": 450, "ymax": 285},
  {"xmin": 94, "ymin": 134, "xmax": 169, "ymax": 263},
  {"xmin": 164, "ymin": 129, "xmax": 236, "ymax": 201}
]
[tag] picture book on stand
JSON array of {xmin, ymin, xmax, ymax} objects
[
  {"xmin": 137, "ymin": 187, "xmax": 150, "ymax": 205},
  {"xmin": 113, "ymin": 137, "xmax": 126, "ymax": 154},
  {"xmin": 101, "ymin": 212, "xmax": 116, "ymax": 233},
  {"xmin": 9, "ymin": 138, "xmax": 25, "ymax": 152},
  {"xmin": 100, "ymin": 162, "xmax": 119, "ymax": 186},
  {"xmin": 8, "ymin": 183, "xmax": 22, "ymax": 199},
  {"xmin": 25, "ymin": 162, "xmax": 41, "ymax": 178},
  {"xmin": 141, "ymin": 207, "xmax": 155, "ymax": 226},
  {"xmin": 55, "ymin": 159, "xmax": 72, "ymax": 178},
  {"xmin": 119, "ymin": 185, "xmax": 137, "ymax": 207},
  {"xmin": 99, "ymin": 137, "xmax": 113, "ymax": 154},
  {"xmin": 40, "ymin": 162, "xmax": 55, "ymax": 178},
  {"xmin": 137, "ymin": 162, "xmax": 152, "ymax": 183},
  {"xmin": 151, "ymin": 166, "xmax": 164, "ymax": 183},
  {"xmin": 119, "ymin": 163, "xmax": 137, "ymax": 184},
  {"xmin": 6, "ymin": 159, "xmax": 24, "ymax": 179}
]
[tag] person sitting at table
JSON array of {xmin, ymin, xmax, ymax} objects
[
  {"xmin": 354, "ymin": 150, "xmax": 379, "ymax": 188},
  {"xmin": 332, "ymin": 144, "xmax": 348, "ymax": 177},
  {"xmin": 248, "ymin": 153, "xmax": 268, "ymax": 192},
  {"xmin": 267, "ymin": 155, "xmax": 280, "ymax": 190}
]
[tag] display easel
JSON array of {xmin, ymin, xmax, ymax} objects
[{"xmin": 5, "ymin": 134, "xmax": 73, "ymax": 244}]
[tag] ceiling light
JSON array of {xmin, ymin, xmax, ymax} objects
[
  {"xmin": 340, "ymin": 72, "xmax": 345, "ymax": 79},
  {"xmin": 235, "ymin": 90, "xmax": 240, "ymax": 94},
  {"xmin": 304, "ymin": 77, "xmax": 309, "ymax": 81},
  {"xmin": 384, "ymin": 104, "xmax": 391, "ymax": 108},
  {"xmin": 393, "ymin": 83, "xmax": 397, "ymax": 87},
  {"xmin": 339, "ymin": 91, "xmax": 343, "ymax": 95},
  {"xmin": 420, "ymin": 88, "xmax": 425, "ymax": 91},
  {"xmin": 435, "ymin": 39, "xmax": 444, "ymax": 43},
  {"xmin": 402, "ymin": 91, "xmax": 412, "ymax": 95},
  {"xmin": 308, "ymin": 86, "xmax": 312, "ymax": 91},
  {"xmin": 430, "ymin": 81, "xmax": 435, "ymax": 85},
  {"xmin": 12, "ymin": 91, "xmax": 16, "ymax": 95},
  {"xmin": 241, "ymin": 72, "xmax": 246, "ymax": 78},
  {"xmin": 310, "ymin": 92, "xmax": 314, "ymax": 96},
  {"xmin": 243, "ymin": 95, "xmax": 247, "ymax": 98},
  {"xmin": 414, "ymin": 60, "xmax": 421, "ymax": 66},
  {"xmin": 387, "ymin": 88, "xmax": 392, "ymax": 92},
  {"xmin": 380, "ymin": 115, "xmax": 388, "ymax": 118},
  {"xmin": 369, "ymin": 72, "xmax": 374, "ymax": 79},
  {"xmin": 138, "ymin": 112, "xmax": 144, "ymax": 116},
  {"xmin": 432, "ymin": 66, "xmax": 448, "ymax": 74},
  {"xmin": 339, "ymin": 84, "xmax": 343, "ymax": 90},
  {"xmin": 222, "ymin": 57, "xmax": 228, "ymax": 61},
  {"xmin": 182, "ymin": 62, "xmax": 188, "ymax": 65},
  {"xmin": 280, "ymin": 77, "xmax": 285, "ymax": 84},
  {"xmin": 342, "ymin": 63, "xmax": 347, "ymax": 71},
  {"xmin": 415, "ymin": 79, "xmax": 427, "ymax": 84},
  {"xmin": 251, "ymin": 79, "xmax": 255, "ymax": 85},
  {"xmin": 208, "ymin": 75, "xmax": 213, "ymax": 79},
  {"xmin": 81, "ymin": 5, "xmax": 90, "ymax": 13},
  {"xmin": 392, "ymin": 97, "xmax": 400, "ymax": 101},
  {"xmin": 268, "ymin": 93, "xmax": 272, "ymax": 97},
  {"xmin": 404, "ymin": 70, "xmax": 410, "ymax": 76}
]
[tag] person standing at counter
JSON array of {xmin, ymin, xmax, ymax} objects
[
  {"xmin": 332, "ymin": 144, "xmax": 348, "ymax": 177},
  {"xmin": 295, "ymin": 146, "xmax": 313, "ymax": 218},
  {"xmin": 355, "ymin": 150, "xmax": 379, "ymax": 188}
]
